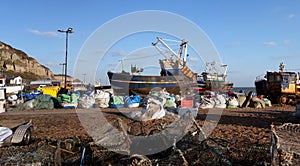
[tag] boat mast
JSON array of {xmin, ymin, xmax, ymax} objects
[
  {"xmin": 119, "ymin": 60, "xmax": 125, "ymax": 72},
  {"xmin": 152, "ymin": 37, "xmax": 180, "ymax": 59},
  {"xmin": 152, "ymin": 37, "xmax": 188, "ymax": 62},
  {"xmin": 178, "ymin": 40, "xmax": 188, "ymax": 63}
]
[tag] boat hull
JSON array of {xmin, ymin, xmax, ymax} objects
[
  {"xmin": 107, "ymin": 71, "xmax": 196, "ymax": 96},
  {"xmin": 195, "ymin": 80, "xmax": 233, "ymax": 94}
]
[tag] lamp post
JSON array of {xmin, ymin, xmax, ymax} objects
[
  {"xmin": 59, "ymin": 63, "xmax": 65, "ymax": 84},
  {"xmin": 58, "ymin": 28, "xmax": 73, "ymax": 89}
]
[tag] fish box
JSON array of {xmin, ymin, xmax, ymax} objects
[
  {"xmin": 42, "ymin": 86, "xmax": 59, "ymax": 97},
  {"xmin": 181, "ymin": 98, "xmax": 193, "ymax": 108}
]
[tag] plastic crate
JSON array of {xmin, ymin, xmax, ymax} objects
[{"xmin": 181, "ymin": 99, "xmax": 193, "ymax": 108}]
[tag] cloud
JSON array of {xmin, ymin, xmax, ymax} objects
[
  {"xmin": 263, "ymin": 41, "xmax": 277, "ymax": 46},
  {"xmin": 46, "ymin": 62, "xmax": 60, "ymax": 67},
  {"xmin": 111, "ymin": 50, "xmax": 129, "ymax": 57},
  {"xmin": 188, "ymin": 57, "xmax": 200, "ymax": 62},
  {"xmin": 270, "ymin": 54, "xmax": 299, "ymax": 60},
  {"xmin": 288, "ymin": 14, "xmax": 295, "ymax": 19},
  {"xmin": 28, "ymin": 29, "xmax": 59, "ymax": 37}
]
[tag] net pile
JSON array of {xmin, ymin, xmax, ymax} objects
[
  {"xmin": 0, "ymin": 138, "xmax": 84, "ymax": 165},
  {"xmin": 90, "ymin": 111, "xmax": 270, "ymax": 165},
  {"xmin": 271, "ymin": 123, "xmax": 300, "ymax": 166}
]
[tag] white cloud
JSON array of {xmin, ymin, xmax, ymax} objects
[
  {"xmin": 288, "ymin": 14, "xmax": 295, "ymax": 19},
  {"xmin": 28, "ymin": 29, "xmax": 59, "ymax": 37},
  {"xmin": 188, "ymin": 57, "xmax": 199, "ymax": 62},
  {"xmin": 270, "ymin": 54, "xmax": 299, "ymax": 60},
  {"xmin": 263, "ymin": 41, "xmax": 277, "ymax": 46},
  {"xmin": 46, "ymin": 62, "xmax": 60, "ymax": 67},
  {"xmin": 112, "ymin": 50, "xmax": 129, "ymax": 57}
]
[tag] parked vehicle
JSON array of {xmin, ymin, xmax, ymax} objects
[{"xmin": 255, "ymin": 63, "xmax": 300, "ymax": 105}]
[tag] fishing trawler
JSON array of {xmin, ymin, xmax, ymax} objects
[
  {"xmin": 107, "ymin": 37, "xmax": 197, "ymax": 96},
  {"xmin": 107, "ymin": 37, "xmax": 233, "ymax": 96},
  {"xmin": 196, "ymin": 61, "xmax": 233, "ymax": 93}
]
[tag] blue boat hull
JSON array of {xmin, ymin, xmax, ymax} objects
[{"xmin": 107, "ymin": 71, "xmax": 196, "ymax": 96}]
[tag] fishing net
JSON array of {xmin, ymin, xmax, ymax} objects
[
  {"xmin": 0, "ymin": 138, "xmax": 84, "ymax": 165},
  {"xmin": 12, "ymin": 94, "xmax": 55, "ymax": 111},
  {"xmin": 89, "ymin": 109, "xmax": 270, "ymax": 165},
  {"xmin": 32, "ymin": 94, "xmax": 54, "ymax": 110},
  {"xmin": 271, "ymin": 123, "xmax": 300, "ymax": 165}
]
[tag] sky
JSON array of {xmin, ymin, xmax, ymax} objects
[{"xmin": 0, "ymin": 0, "xmax": 300, "ymax": 87}]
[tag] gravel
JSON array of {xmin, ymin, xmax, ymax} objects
[{"xmin": 0, "ymin": 105, "xmax": 298, "ymax": 165}]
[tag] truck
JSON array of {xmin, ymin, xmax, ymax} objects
[{"xmin": 255, "ymin": 63, "xmax": 300, "ymax": 105}]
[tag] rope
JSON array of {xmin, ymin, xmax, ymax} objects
[{"xmin": 172, "ymin": 137, "xmax": 189, "ymax": 166}]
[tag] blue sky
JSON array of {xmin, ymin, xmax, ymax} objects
[{"xmin": 1, "ymin": 0, "xmax": 300, "ymax": 87}]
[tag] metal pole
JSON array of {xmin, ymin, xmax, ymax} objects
[
  {"xmin": 59, "ymin": 63, "xmax": 65, "ymax": 84},
  {"xmin": 65, "ymin": 32, "xmax": 68, "ymax": 89},
  {"xmin": 58, "ymin": 28, "xmax": 73, "ymax": 89},
  {"xmin": 62, "ymin": 63, "xmax": 65, "ymax": 84}
]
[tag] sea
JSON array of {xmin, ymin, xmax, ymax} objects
[{"xmin": 232, "ymin": 87, "xmax": 256, "ymax": 95}]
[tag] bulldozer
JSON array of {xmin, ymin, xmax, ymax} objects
[{"xmin": 255, "ymin": 63, "xmax": 300, "ymax": 105}]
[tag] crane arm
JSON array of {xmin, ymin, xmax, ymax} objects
[{"xmin": 152, "ymin": 37, "xmax": 179, "ymax": 59}]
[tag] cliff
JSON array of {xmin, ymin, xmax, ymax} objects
[{"xmin": 0, "ymin": 41, "xmax": 54, "ymax": 82}]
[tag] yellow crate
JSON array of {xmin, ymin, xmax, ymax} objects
[{"xmin": 41, "ymin": 86, "xmax": 59, "ymax": 97}]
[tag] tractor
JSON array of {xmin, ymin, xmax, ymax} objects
[{"xmin": 255, "ymin": 63, "xmax": 300, "ymax": 105}]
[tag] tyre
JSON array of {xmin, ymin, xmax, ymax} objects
[
  {"xmin": 22, "ymin": 129, "xmax": 31, "ymax": 145},
  {"xmin": 278, "ymin": 96, "xmax": 287, "ymax": 105}
]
